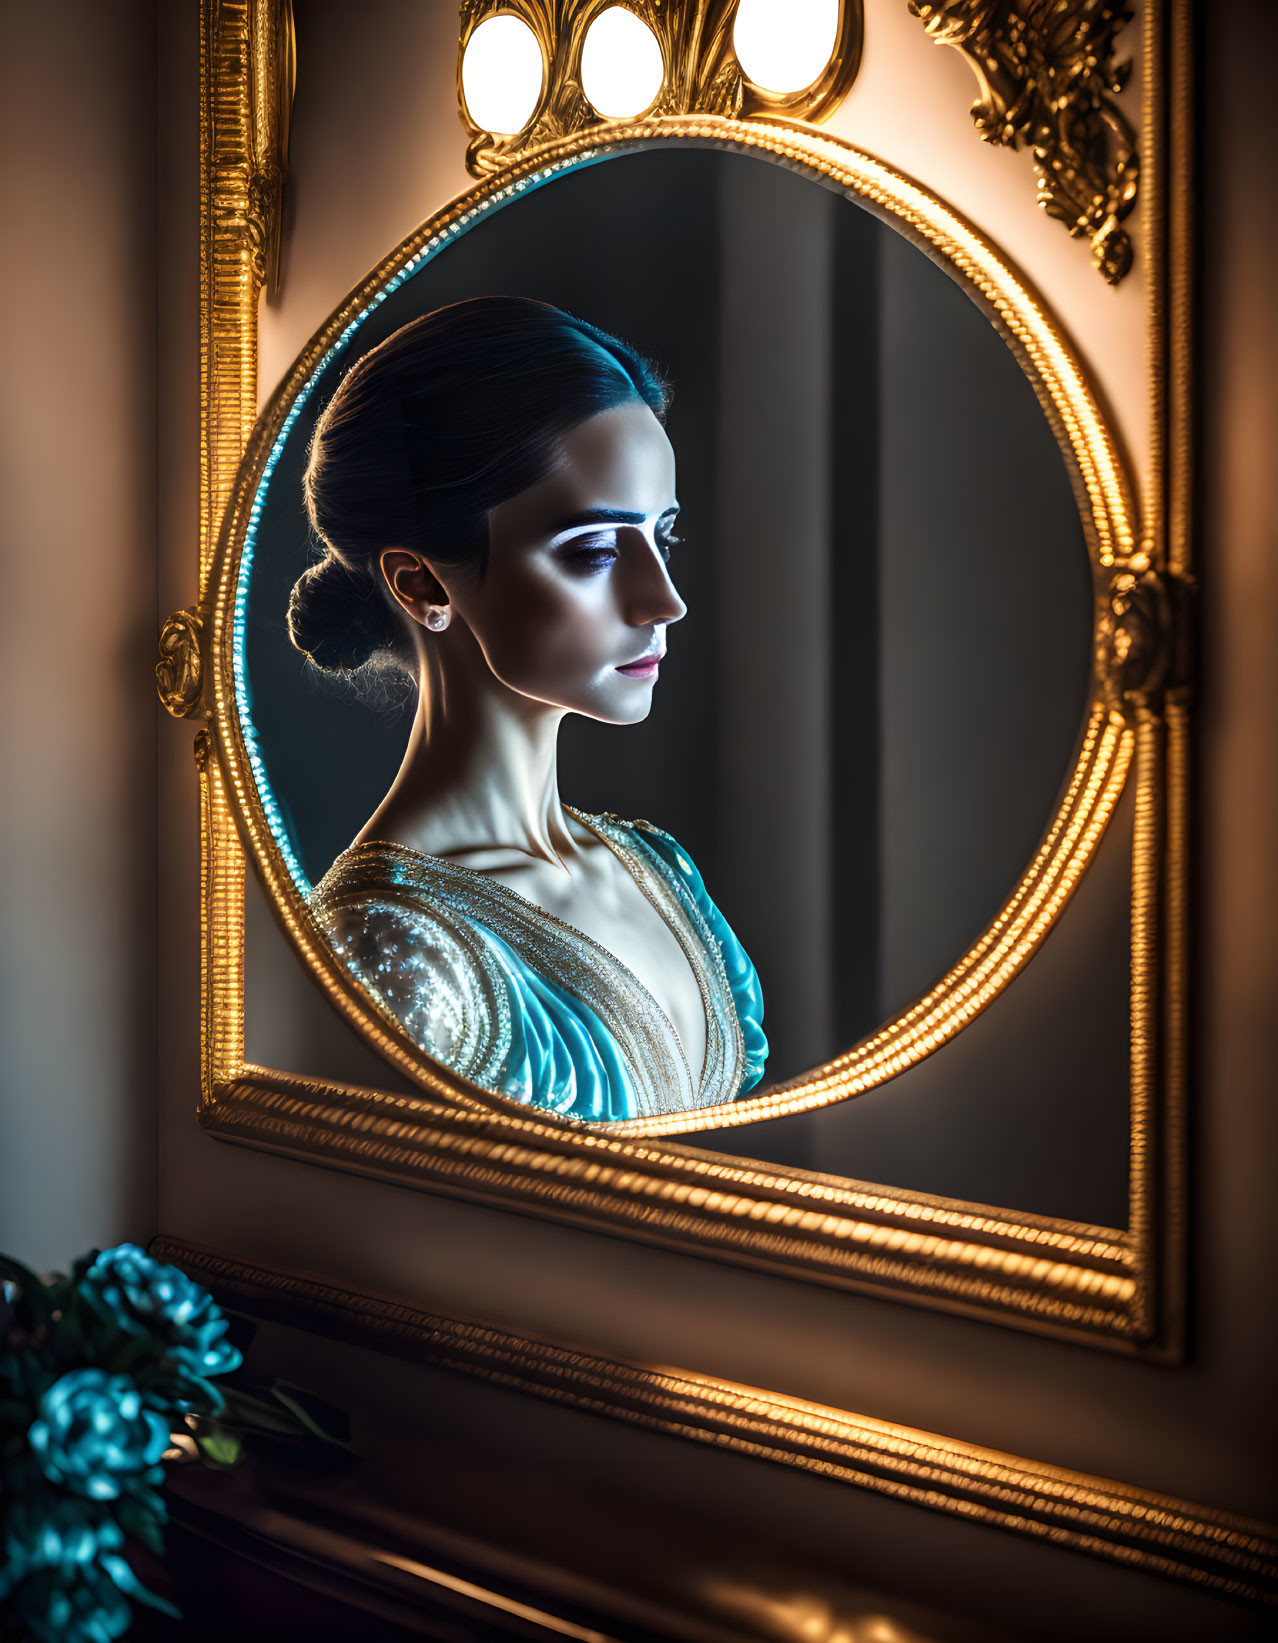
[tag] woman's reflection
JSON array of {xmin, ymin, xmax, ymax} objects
[{"xmin": 288, "ymin": 296, "xmax": 767, "ymax": 1120}]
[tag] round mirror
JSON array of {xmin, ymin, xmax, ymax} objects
[{"xmin": 220, "ymin": 135, "xmax": 1121, "ymax": 1133}]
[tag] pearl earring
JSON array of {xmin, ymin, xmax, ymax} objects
[{"xmin": 424, "ymin": 608, "xmax": 448, "ymax": 632}]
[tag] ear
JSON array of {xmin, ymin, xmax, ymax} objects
[{"xmin": 380, "ymin": 549, "xmax": 452, "ymax": 631}]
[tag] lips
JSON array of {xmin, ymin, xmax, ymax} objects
[{"xmin": 615, "ymin": 649, "xmax": 665, "ymax": 679}]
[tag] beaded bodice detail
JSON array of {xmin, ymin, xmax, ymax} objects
[{"xmin": 309, "ymin": 810, "xmax": 768, "ymax": 1122}]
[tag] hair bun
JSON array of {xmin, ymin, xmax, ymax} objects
[{"xmin": 286, "ymin": 554, "xmax": 397, "ymax": 675}]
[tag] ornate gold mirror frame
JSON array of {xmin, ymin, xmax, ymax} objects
[{"xmin": 166, "ymin": 0, "xmax": 1193, "ymax": 1357}]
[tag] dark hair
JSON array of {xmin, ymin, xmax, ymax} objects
[{"xmin": 287, "ymin": 296, "xmax": 670, "ymax": 679}]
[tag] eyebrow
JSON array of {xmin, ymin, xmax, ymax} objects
[{"xmin": 548, "ymin": 504, "xmax": 680, "ymax": 533}]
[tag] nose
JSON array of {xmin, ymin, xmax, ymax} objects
[{"xmin": 618, "ymin": 526, "xmax": 687, "ymax": 628}]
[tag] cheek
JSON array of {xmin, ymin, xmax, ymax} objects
[{"xmin": 474, "ymin": 567, "xmax": 615, "ymax": 686}]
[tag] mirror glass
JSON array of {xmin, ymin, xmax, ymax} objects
[{"xmin": 239, "ymin": 145, "xmax": 1094, "ymax": 1135}]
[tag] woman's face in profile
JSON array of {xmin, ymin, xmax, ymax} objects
[{"xmin": 416, "ymin": 399, "xmax": 687, "ymax": 724}]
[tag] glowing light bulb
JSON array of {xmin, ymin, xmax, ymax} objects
[
  {"xmin": 461, "ymin": 14, "xmax": 544, "ymax": 135},
  {"xmin": 733, "ymin": 0, "xmax": 840, "ymax": 95},
  {"xmin": 580, "ymin": 7, "xmax": 664, "ymax": 118}
]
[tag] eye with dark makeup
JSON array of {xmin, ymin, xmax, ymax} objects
[
  {"xmin": 563, "ymin": 536, "xmax": 621, "ymax": 573},
  {"xmin": 560, "ymin": 525, "xmax": 683, "ymax": 575}
]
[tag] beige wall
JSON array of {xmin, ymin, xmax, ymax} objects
[
  {"xmin": 0, "ymin": 1, "xmax": 158, "ymax": 1270},
  {"xmin": 1198, "ymin": 0, "xmax": 1278, "ymax": 1521}
]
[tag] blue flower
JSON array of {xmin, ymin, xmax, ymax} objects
[
  {"xmin": 7, "ymin": 1565, "xmax": 133, "ymax": 1643},
  {"xmin": 79, "ymin": 1244, "xmax": 242, "ymax": 1385},
  {"xmin": 2, "ymin": 1488, "xmax": 181, "ymax": 1635},
  {"xmin": 0, "ymin": 1497, "xmax": 132, "ymax": 1643},
  {"xmin": 27, "ymin": 1368, "xmax": 170, "ymax": 1501},
  {"xmin": 0, "ymin": 1495, "xmax": 115, "ymax": 1595}
]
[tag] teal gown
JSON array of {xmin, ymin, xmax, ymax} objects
[{"xmin": 310, "ymin": 810, "xmax": 767, "ymax": 1123}]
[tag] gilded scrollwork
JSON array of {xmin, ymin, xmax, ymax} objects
[
  {"xmin": 208, "ymin": 0, "xmax": 295, "ymax": 300},
  {"xmin": 156, "ymin": 607, "xmax": 206, "ymax": 720},
  {"xmin": 458, "ymin": 0, "xmax": 863, "ymax": 177},
  {"xmin": 248, "ymin": 0, "xmax": 295, "ymax": 297},
  {"xmin": 908, "ymin": 0, "xmax": 1139, "ymax": 283}
]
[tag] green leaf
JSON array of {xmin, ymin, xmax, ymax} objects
[
  {"xmin": 0, "ymin": 1254, "xmax": 55, "ymax": 1323},
  {"xmin": 129, "ymin": 1487, "xmax": 169, "ymax": 1538},
  {"xmin": 195, "ymin": 1429, "xmax": 244, "ymax": 1468},
  {"xmin": 268, "ymin": 1382, "xmax": 351, "ymax": 1447},
  {"xmin": 108, "ymin": 1335, "xmax": 159, "ymax": 1376},
  {"xmin": 0, "ymin": 1252, "xmax": 49, "ymax": 1292},
  {"xmin": 117, "ymin": 1493, "xmax": 168, "ymax": 1555},
  {"xmin": 10, "ymin": 1349, "xmax": 57, "ymax": 1405},
  {"xmin": 210, "ymin": 1386, "xmax": 312, "ymax": 1436}
]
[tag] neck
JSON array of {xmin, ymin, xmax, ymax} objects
[{"xmin": 358, "ymin": 629, "xmax": 576, "ymax": 869}]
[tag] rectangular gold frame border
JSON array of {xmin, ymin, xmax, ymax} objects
[
  {"xmin": 191, "ymin": 0, "xmax": 1192, "ymax": 1355},
  {"xmin": 152, "ymin": 1240, "xmax": 1277, "ymax": 1610}
]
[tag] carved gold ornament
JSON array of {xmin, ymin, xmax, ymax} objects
[
  {"xmin": 457, "ymin": 0, "xmax": 863, "ymax": 176},
  {"xmin": 909, "ymin": 0, "xmax": 1140, "ymax": 282},
  {"xmin": 1096, "ymin": 562, "xmax": 1191, "ymax": 717},
  {"xmin": 156, "ymin": 607, "xmax": 205, "ymax": 719},
  {"xmin": 208, "ymin": 0, "xmax": 295, "ymax": 300}
]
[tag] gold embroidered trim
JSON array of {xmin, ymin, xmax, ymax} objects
[
  {"xmin": 573, "ymin": 809, "xmax": 745, "ymax": 1106},
  {"xmin": 310, "ymin": 881, "xmax": 514, "ymax": 1091}
]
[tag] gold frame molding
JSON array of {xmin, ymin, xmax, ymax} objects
[
  {"xmin": 170, "ymin": 0, "xmax": 1192, "ymax": 1355},
  {"xmin": 152, "ymin": 1241, "xmax": 1278, "ymax": 1612}
]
